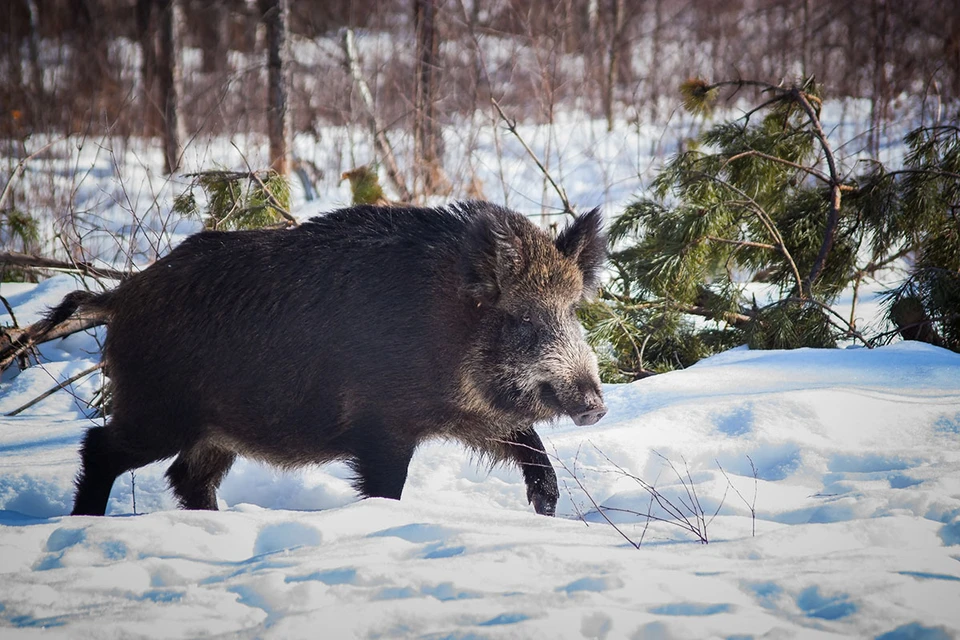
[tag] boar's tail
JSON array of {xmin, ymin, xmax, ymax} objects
[{"xmin": 40, "ymin": 290, "xmax": 114, "ymax": 329}]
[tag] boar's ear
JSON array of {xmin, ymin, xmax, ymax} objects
[
  {"xmin": 555, "ymin": 207, "xmax": 606, "ymax": 298},
  {"xmin": 461, "ymin": 211, "xmax": 521, "ymax": 306}
]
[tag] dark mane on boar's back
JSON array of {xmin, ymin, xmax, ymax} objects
[{"xmin": 62, "ymin": 201, "xmax": 607, "ymax": 517}]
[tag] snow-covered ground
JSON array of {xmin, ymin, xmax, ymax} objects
[
  {"xmin": 1, "ymin": 95, "xmax": 954, "ymax": 636},
  {"xmin": 1, "ymin": 277, "xmax": 959, "ymax": 638}
]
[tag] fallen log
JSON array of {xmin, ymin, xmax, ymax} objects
[{"xmin": 1, "ymin": 308, "xmax": 108, "ymax": 374}]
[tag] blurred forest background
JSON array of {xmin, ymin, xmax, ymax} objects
[{"xmin": 3, "ymin": 0, "xmax": 959, "ymax": 165}]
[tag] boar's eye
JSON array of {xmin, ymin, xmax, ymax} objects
[{"xmin": 513, "ymin": 312, "xmax": 537, "ymax": 342}]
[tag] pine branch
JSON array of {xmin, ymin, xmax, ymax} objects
[
  {"xmin": 691, "ymin": 171, "xmax": 805, "ymax": 295},
  {"xmin": 704, "ymin": 236, "xmax": 777, "ymax": 251},
  {"xmin": 779, "ymin": 297, "xmax": 872, "ymax": 347},
  {"xmin": 853, "ymin": 245, "xmax": 915, "ymax": 279},
  {"xmin": 879, "ymin": 168, "xmax": 960, "ymax": 182},
  {"xmin": 722, "ymin": 149, "xmax": 831, "ymax": 185},
  {"xmin": 679, "ymin": 304, "xmax": 752, "ymax": 327},
  {"xmin": 230, "ymin": 145, "xmax": 298, "ymax": 226},
  {"xmin": 597, "ymin": 300, "xmax": 644, "ymax": 368},
  {"xmin": 694, "ymin": 79, "xmax": 842, "ymax": 297}
]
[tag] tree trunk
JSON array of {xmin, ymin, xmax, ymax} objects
[
  {"xmin": 413, "ymin": 0, "xmax": 447, "ymax": 196},
  {"xmin": 157, "ymin": 0, "xmax": 184, "ymax": 174},
  {"xmin": 136, "ymin": 0, "xmax": 162, "ymax": 138},
  {"xmin": 200, "ymin": 2, "xmax": 230, "ymax": 74},
  {"xmin": 68, "ymin": 0, "xmax": 108, "ymax": 131},
  {"xmin": 26, "ymin": 0, "xmax": 44, "ymax": 108},
  {"xmin": 649, "ymin": 0, "xmax": 663, "ymax": 125},
  {"xmin": 891, "ymin": 297, "xmax": 944, "ymax": 347},
  {"xmin": 604, "ymin": 0, "xmax": 626, "ymax": 132},
  {"xmin": 262, "ymin": 0, "xmax": 290, "ymax": 176},
  {"xmin": 869, "ymin": 0, "xmax": 890, "ymax": 158},
  {"xmin": 801, "ymin": 0, "xmax": 811, "ymax": 77}
]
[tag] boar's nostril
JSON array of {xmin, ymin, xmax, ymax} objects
[{"xmin": 572, "ymin": 407, "xmax": 607, "ymax": 426}]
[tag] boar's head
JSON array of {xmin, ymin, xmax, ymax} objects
[{"xmin": 459, "ymin": 204, "xmax": 607, "ymax": 427}]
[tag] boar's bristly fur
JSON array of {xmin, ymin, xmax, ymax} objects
[{"xmin": 65, "ymin": 201, "xmax": 607, "ymax": 517}]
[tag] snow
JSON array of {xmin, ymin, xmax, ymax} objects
[
  {"xmin": 2, "ymin": 279, "xmax": 959, "ymax": 638},
  {"xmin": 1, "ymin": 82, "xmax": 954, "ymax": 637}
]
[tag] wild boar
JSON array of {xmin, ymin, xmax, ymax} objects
[{"xmin": 51, "ymin": 201, "xmax": 607, "ymax": 517}]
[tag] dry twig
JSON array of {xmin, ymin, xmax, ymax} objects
[
  {"xmin": 0, "ymin": 252, "xmax": 128, "ymax": 281},
  {"xmin": 5, "ymin": 362, "xmax": 103, "ymax": 417},
  {"xmin": 716, "ymin": 455, "xmax": 759, "ymax": 537},
  {"xmin": 490, "ymin": 98, "xmax": 575, "ymax": 216}
]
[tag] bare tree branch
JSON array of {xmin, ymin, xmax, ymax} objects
[
  {"xmin": 0, "ymin": 252, "xmax": 128, "ymax": 280},
  {"xmin": 5, "ymin": 362, "xmax": 103, "ymax": 417},
  {"xmin": 0, "ymin": 138, "xmax": 63, "ymax": 212},
  {"xmin": 790, "ymin": 87, "xmax": 843, "ymax": 294},
  {"xmin": 488, "ymin": 437, "xmax": 639, "ymax": 548},
  {"xmin": 716, "ymin": 457, "xmax": 758, "ymax": 537},
  {"xmin": 0, "ymin": 295, "xmax": 18, "ymax": 328},
  {"xmin": 490, "ymin": 98, "xmax": 574, "ymax": 216}
]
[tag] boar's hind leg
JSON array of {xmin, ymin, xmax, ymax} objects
[
  {"xmin": 502, "ymin": 427, "xmax": 559, "ymax": 517},
  {"xmin": 72, "ymin": 423, "xmax": 178, "ymax": 516},
  {"xmin": 165, "ymin": 442, "xmax": 236, "ymax": 510}
]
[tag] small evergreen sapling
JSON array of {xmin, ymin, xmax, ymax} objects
[
  {"xmin": 583, "ymin": 78, "xmax": 960, "ymax": 381},
  {"xmin": 0, "ymin": 208, "xmax": 41, "ymax": 282},
  {"xmin": 173, "ymin": 170, "xmax": 292, "ymax": 231}
]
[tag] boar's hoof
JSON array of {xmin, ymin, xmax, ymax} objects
[
  {"xmin": 528, "ymin": 476, "xmax": 560, "ymax": 517},
  {"xmin": 532, "ymin": 494, "xmax": 557, "ymax": 517}
]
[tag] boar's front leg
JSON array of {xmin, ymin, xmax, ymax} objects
[
  {"xmin": 347, "ymin": 427, "xmax": 417, "ymax": 501},
  {"xmin": 502, "ymin": 427, "xmax": 559, "ymax": 517}
]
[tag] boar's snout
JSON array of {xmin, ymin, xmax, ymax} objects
[
  {"xmin": 541, "ymin": 377, "xmax": 607, "ymax": 426},
  {"xmin": 572, "ymin": 405, "xmax": 607, "ymax": 426},
  {"xmin": 570, "ymin": 384, "xmax": 607, "ymax": 426}
]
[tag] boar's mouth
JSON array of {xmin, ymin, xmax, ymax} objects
[{"xmin": 539, "ymin": 382, "xmax": 607, "ymax": 427}]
